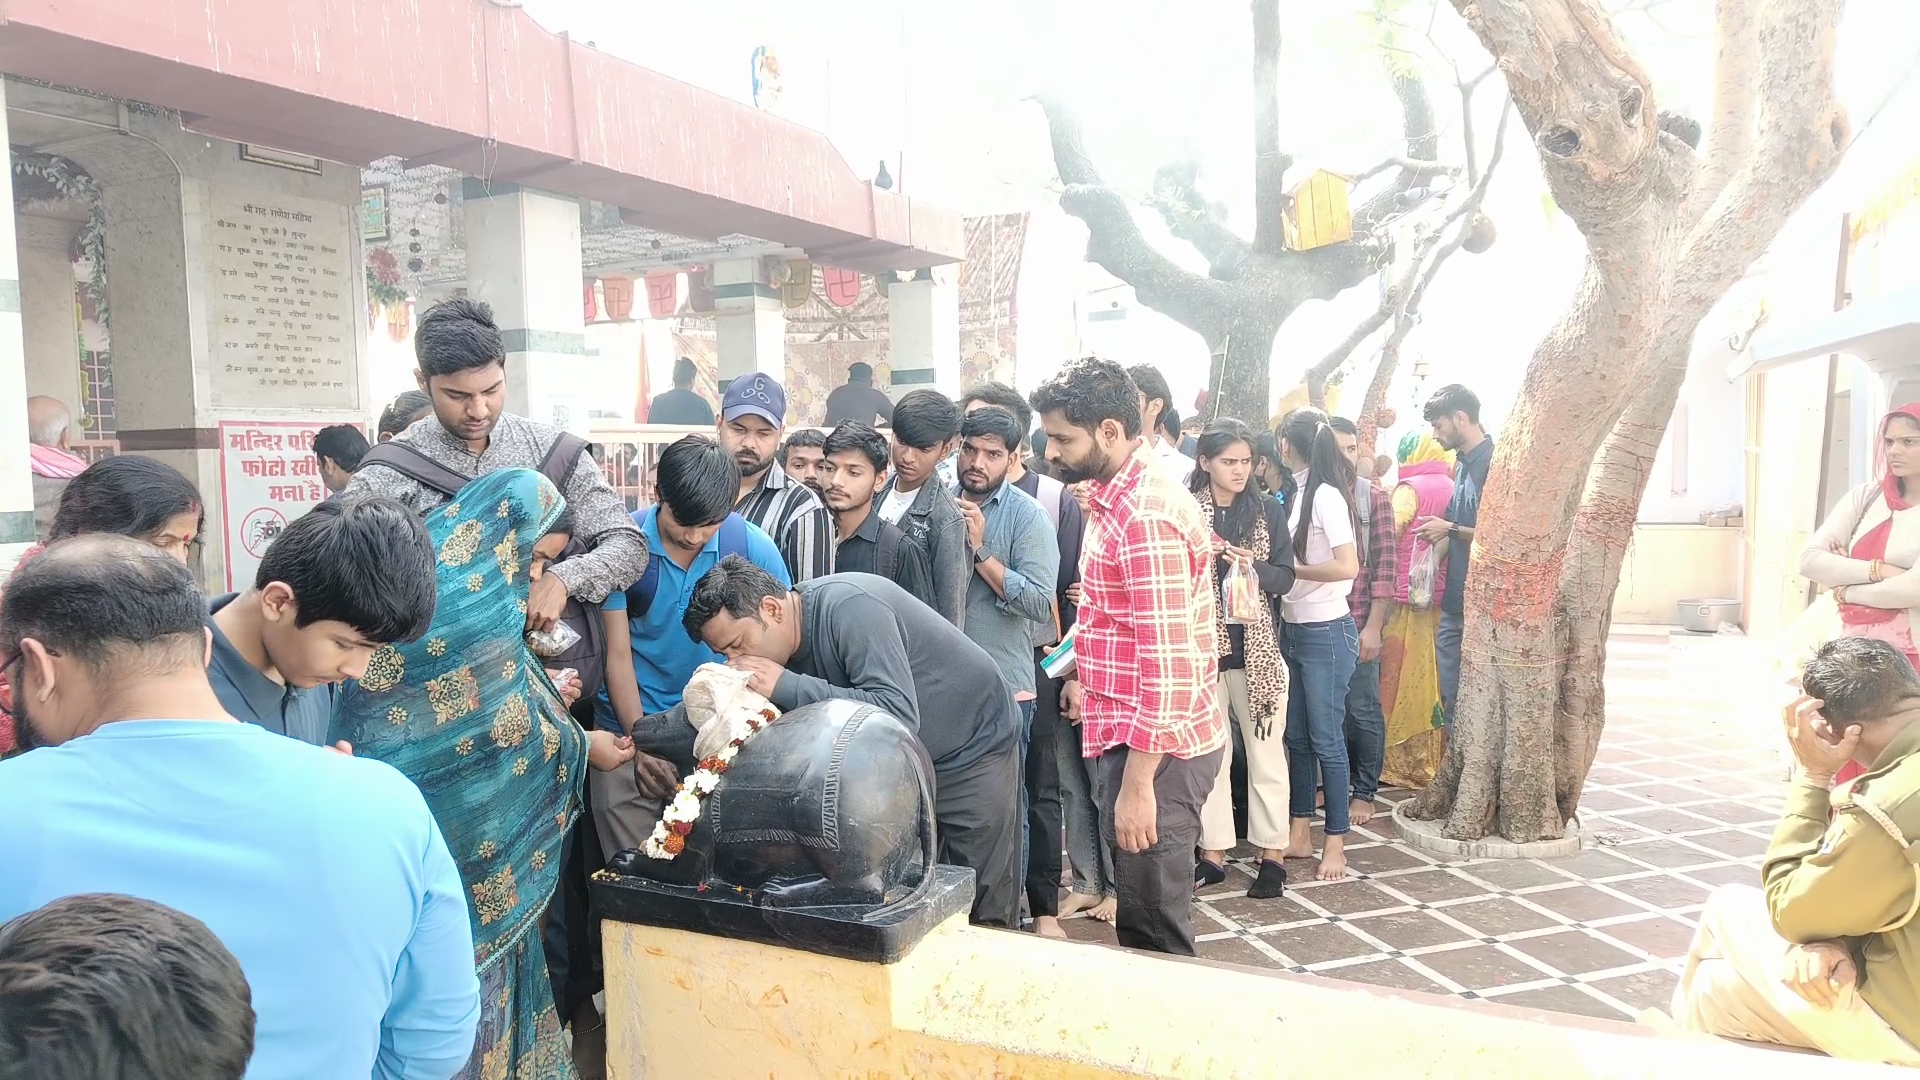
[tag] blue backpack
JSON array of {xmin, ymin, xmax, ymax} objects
[{"xmin": 624, "ymin": 509, "xmax": 751, "ymax": 617}]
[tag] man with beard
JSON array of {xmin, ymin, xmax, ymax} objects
[
  {"xmin": 716, "ymin": 374, "xmax": 834, "ymax": 583},
  {"xmin": 1412, "ymin": 383, "xmax": 1492, "ymax": 722},
  {"xmin": 780, "ymin": 428, "xmax": 828, "ymax": 496},
  {"xmin": 0, "ymin": 536, "xmax": 480, "ymax": 1077},
  {"xmin": 684, "ymin": 555, "xmax": 1023, "ymax": 929},
  {"xmin": 1030, "ymin": 356, "xmax": 1224, "ymax": 956}
]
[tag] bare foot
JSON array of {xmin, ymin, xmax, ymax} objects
[
  {"xmin": 1033, "ymin": 916, "xmax": 1067, "ymax": 939},
  {"xmin": 1058, "ymin": 891, "xmax": 1103, "ymax": 918},
  {"xmin": 1316, "ymin": 835, "xmax": 1348, "ymax": 881},
  {"xmin": 1349, "ymin": 799, "xmax": 1375, "ymax": 826},
  {"xmin": 1282, "ymin": 819, "xmax": 1315, "ymax": 860},
  {"xmin": 1089, "ymin": 896, "xmax": 1118, "ymax": 923}
]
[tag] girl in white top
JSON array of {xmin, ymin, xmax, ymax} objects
[{"xmin": 1276, "ymin": 407, "xmax": 1361, "ymax": 881}]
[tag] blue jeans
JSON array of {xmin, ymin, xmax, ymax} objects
[
  {"xmin": 1344, "ymin": 657, "xmax": 1385, "ymax": 802},
  {"xmin": 1284, "ymin": 615, "xmax": 1360, "ymax": 836},
  {"xmin": 1437, "ymin": 609, "xmax": 1465, "ymax": 723}
]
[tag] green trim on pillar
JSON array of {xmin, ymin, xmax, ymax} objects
[
  {"xmin": 890, "ymin": 367, "xmax": 937, "ymax": 386},
  {"xmin": 460, "ymin": 177, "xmax": 525, "ymax": 199},
  {"xmin": 0, "ymin": 279, "xmax": 20, "ymax": 314},
  {"xmin": 0, "ymin": 510, "xmax": 34, "ymax": 545},
  {"xmin": 712, "ymin": 282, "xmax": 780, "ymax": 301},
  {"xmin": 501, "ymin": 329, "xmax": 589, "ymax": 355}
]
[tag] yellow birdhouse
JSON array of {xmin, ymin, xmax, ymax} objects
[{"xmin": 1283, "ymin": 170, "xmax": 1353, "ymax": 252}]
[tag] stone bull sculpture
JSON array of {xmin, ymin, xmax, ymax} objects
[{"xmin": 606, "ymin": 665, "xmax": 937, "ymax": 917}]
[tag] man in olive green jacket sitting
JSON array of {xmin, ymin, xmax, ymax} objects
[{"xmin": 1673, "ymin": 636, "xmax": 1920, "ymax": 1065}]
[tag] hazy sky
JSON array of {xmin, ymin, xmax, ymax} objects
[{"xmin": 519, "ymin": 0, "xmax": 1920, "ymax": 426}]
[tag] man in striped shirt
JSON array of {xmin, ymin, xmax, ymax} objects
[
  {"xmin": 717, "ymin": 374, "xmax": 836, "ymax": 583},
  {"xmin": 1032, "ymin": 357, "xmax": 1225, "ymax": 956}
]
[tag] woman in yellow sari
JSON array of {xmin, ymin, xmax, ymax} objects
[{"xmin": 1378, "ymin": 434, "xmax": 1455, "ymax": 789}]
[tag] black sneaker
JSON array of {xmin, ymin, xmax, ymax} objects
[
  {"xmin": 1247, "ymin": 858, "xmax": 1287, "ymax": 899},
  {"xmin": 1193, "ymin": 858, "xmax": 1227, "ymax": 892}
]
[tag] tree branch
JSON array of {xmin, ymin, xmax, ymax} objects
[
  {"xmin": 1687, "ymin": 0, "xmax": 1761, "ymax": 224},
  {"xmin": 1353, "ymin": 69, "xmax": 1443, "ymax": 233},
  {"xmin": 1149, "ymin": 158, "xmax": 1255, "ymax": 280},
  {"xmin": 1251, "ymin": 0, "xmax": 1290, "ymax": 256},
  {"xmin": 1352, "ymin": 156, "xmax": 1457, "ymax": 184}
]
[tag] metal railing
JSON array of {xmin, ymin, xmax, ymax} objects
[{"xmin": 585, "ymin": 422, "xmax": 830, "ymax": 513}]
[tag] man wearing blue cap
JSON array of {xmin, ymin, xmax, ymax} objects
[{"xmin": 717, "ymin": 374, "xmax": 835, "ymax": 582}]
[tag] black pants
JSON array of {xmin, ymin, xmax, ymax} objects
[
  {"xmin": 541, "ymin": 700, "xmax": 608, "ymax": 1024},
  {"xmin": 1095, "ymin": 744, "xmax": 1223, "ymax": 956},
  {"xmin": 1024, "ymin": 659, "xmax": 1065, "ymax": 919},
  {"xmin": 935, "ymin": 744, "xmax": 1023, "ymax": 930}
]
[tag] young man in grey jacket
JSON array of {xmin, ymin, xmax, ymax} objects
[{"xmin": 875, "ymin": 390, "xmax": 971, "ymax": 628}]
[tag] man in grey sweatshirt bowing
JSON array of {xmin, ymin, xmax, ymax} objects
[{"xmin": 682, "ymin": 555, "xmax": 1022, "ymax": 929}]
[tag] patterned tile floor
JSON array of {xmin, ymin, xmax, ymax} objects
[{"xmin": 1056, "ymin": 627, "xmax": 1785, "ymax": 1023}]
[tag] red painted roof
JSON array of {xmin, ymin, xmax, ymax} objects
[{"xmin": 0, "ymin": 0, "xmax": 964, "ymax": 271}]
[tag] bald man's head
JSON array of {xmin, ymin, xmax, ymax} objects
[{"xmin": 26, "ymin": 396, "xmax": 71, "ymax": 449}]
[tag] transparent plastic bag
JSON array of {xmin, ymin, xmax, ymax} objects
[
  {"xmin": 1222, "ymin": 560, "xmax": 1261, "ymax": 625},
  {"xmin": 1408, "ymin": 540, "xmax": 1440, "ymax": 611},
  {"xmin": 526, "ymin": 620, "xmax": 581, "ymax": 658}
]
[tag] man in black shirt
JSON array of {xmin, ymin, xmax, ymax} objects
[
  {"xmin": 684, "ymin": 557, "xmax": 1021, "ymax": 929},
  {"xmin": 823, "ymin": 362, "xmax": 895, "ymax": 427},
  {"xmin": 647, "ymin": 357, "xmax": 717, "ymax": 426},
  {"xmin": 819, "ymin": 422, "xmax": 930, "ymax": 601},
  {"xmin": 1413, "ymin": 383, "xmax": 1494, "ymax": 722}
]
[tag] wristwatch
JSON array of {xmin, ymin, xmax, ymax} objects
[{"xmin": 974, "ymin": 548, "xmax": 991, "ymax": 564}]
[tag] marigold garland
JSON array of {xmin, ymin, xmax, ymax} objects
[{"xmin": 642, "ymin": 707, "xmax": 779, "ymax": 860}]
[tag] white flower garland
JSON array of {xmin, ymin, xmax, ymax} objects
[{"xmin": 642, "ymin": 706, "xmax": 779, "ymax": 860}]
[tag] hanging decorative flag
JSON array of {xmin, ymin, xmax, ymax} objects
[
  {"xmin": 781, "ymin": 260, "xmax": 813, "ymax": 309},
  {"xmin": 583, "ymin": 280, "xmax": 598, "ymax": 323},
  {"xmin": 687, "ymin": 267, "xmax": 714, "ymax": 313},
  {"xmin": 601, "ymin": 277, "xmax": 635, "ymax": 321},
  {"xmin": 822, "ymin": 267, "xmax": 860, "ymax": 308},
  {"xmin": 646, "ymin": 272, "xmax": 678, "ymax": 319}
]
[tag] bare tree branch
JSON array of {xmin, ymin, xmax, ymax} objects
[
  {"xmin": 1148, "ymin": 159, "xmax": 1255, "ymax": 279},
  {"xmin": 1686, "ymin": 0, "xmax": 1762, "ymax": 225},
  {"xmin": 1353, "ymin": 70, "xmax": 1444, "ymax": 233},
  {"xmin": 1351, "ymin": 156, "xmax": 1458, "ymax": 184},
  {"xmin": 1251, "ymin": 0, "xmax": 1290, "ymax": 256}
]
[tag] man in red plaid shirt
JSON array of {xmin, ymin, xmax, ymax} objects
[
  {"xmin": 1031, "ymin": 357, "xmax": 1225, "ymax": 956},
  {"xmin": 1332, "ymin": 417, "xmax": 1396, "ymax": 826}
]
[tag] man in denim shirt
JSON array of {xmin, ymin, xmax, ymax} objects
[{"xmin": 1414, "ymin": 384, "xmax": 1493, "ymax": 721}]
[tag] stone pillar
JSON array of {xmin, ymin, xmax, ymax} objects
[
  {"xmin": 711, "ymin": 257, "xmax": 785, "ymax": 392},
  {"xmin": 462, "ymin": 181, "xmax": 590, "ymax": 434},
  {"xmin": 18, "ymin": 79, "xmax": 374, "ymax": 590},
  {"xmin": 0, "ymin": 86, "xmax": 37, "ymax": 572},
  {"xmin": 887, "ymin": 269, "xmax": 960, "ymax": 398}
]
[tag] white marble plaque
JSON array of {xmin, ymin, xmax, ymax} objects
[{"xmin": 211, "ymin": 191, "xmax": 356, "ymax": 408}]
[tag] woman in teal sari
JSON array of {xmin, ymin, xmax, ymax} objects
[{"xmin": 333, "ymin": 468, "xmax": 632, "ymax": 1079}]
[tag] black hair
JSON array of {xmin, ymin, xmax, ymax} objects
[
  {"xmin": 960, "ymin": 405, "xmax": 1024, "ymax": 454},
  {"xmin": 1252, "ymin": 429, "xmax": 1288, "ymax": 499},
  {"xmin": 1029, "ymin": 356, "xmax": 1141, "ymax": 439},
  {"xmin": 1161, "ymin": 407, "xmax": 1182, "ymax": 441},
  {"xmin": 0, "ymin": 894, "xmax": 255, "ymax": 1080},
  {"xmin": 1423, "ymin": 383, "xmax": 1482, "ymax": 427},
  {"xmin": 848, "ymin": 362, "xmax": 874, "ymax": 383},
  {"xmin": 683, "ymin": 553, "xmax": 788, "ymax": 644},
  {"xmin": 49, "ymin": 457, "xmax": 203, "ymax": 547},
  {"xmin": 0, "ymin": 536, "xmax": 210, "ymax": 677},
  {"xmin": 253, "ymin": 497, "xmax": 436, "ymax": 643},
  {"xmin": 1279, "ymin": 406, "xmax": 1358, "ymax": 555},
  {"xmin": 890, "ymin": 389, "xmax": 962, "ymax": 452},
  {"xmin": 824, "ymin": 421, "xmax": 889, "ymax": 472},
  {"xmin": 672, "ymin": 356, "xmax": 698, "ymax": 387},
  {"xmin": 1802, "ymin": 637, "xmax": 1920, "ymax": 727},
  {"xmin": 961, "ymin": 381, "xmax": 1032, "ymax": 438},
  {"xmin": 656, "ymin": 435, "xmax": 740, "ymax": 528},
  {"xmin": 415, "ymin": 297, "xmax": 505, "ymax": 378},
  {"xmin": 1127, "ymin": 364, "xmax": 1173, "ymax": 419},
  {"xmin": 1190, "ymin": 418, "xmax": 1260, "ymax": 545},
  {"xmin": 1028, "ymin": 428, "xmax": 1048, "ymax": 460},
  {"xmin": 377, "ymin": 390, "xmax": 432, "ymax": 439},
  {"xmin": 1328, "ymin": 416, "xmax": 1358, "ymax": 437},
  {"xmin": 311, "ymin": 425, "xmax": 369, "ymax": 472},
  {"xmin": 781, "ymin": 428, "xmax": 826, "ymax": 466}
]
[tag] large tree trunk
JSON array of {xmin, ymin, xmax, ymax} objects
[{"xmin": 1410, "ymin": 0, "xmax": 1849, "ymax": 843}]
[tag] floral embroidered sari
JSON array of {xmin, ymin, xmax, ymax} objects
[{"xmin": 332, "ymin": 469, "xmax": 587, "ymax": 1080}]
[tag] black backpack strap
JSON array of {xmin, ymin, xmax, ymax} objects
[
  {"xmin": 358, "ymin": 443, "xmax": 470, "ymax": 498},
  {"xmin": 538, "ymin": 433, "xmax": 590, "ymax": 492}
]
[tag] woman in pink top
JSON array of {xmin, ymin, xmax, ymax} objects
[{"xmin": 1801, "ymin": 403, "xmax": 1920, "ymax": 787}]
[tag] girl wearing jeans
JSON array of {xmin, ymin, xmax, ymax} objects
[{"xmin": 1277, "ymin": 408, "xmax": 1361, "ymax": 881}]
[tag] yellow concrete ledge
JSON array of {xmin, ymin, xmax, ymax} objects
[{"xmin": 603, "ymin": 913, "xmax": 1906, "ymax": 1078}]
